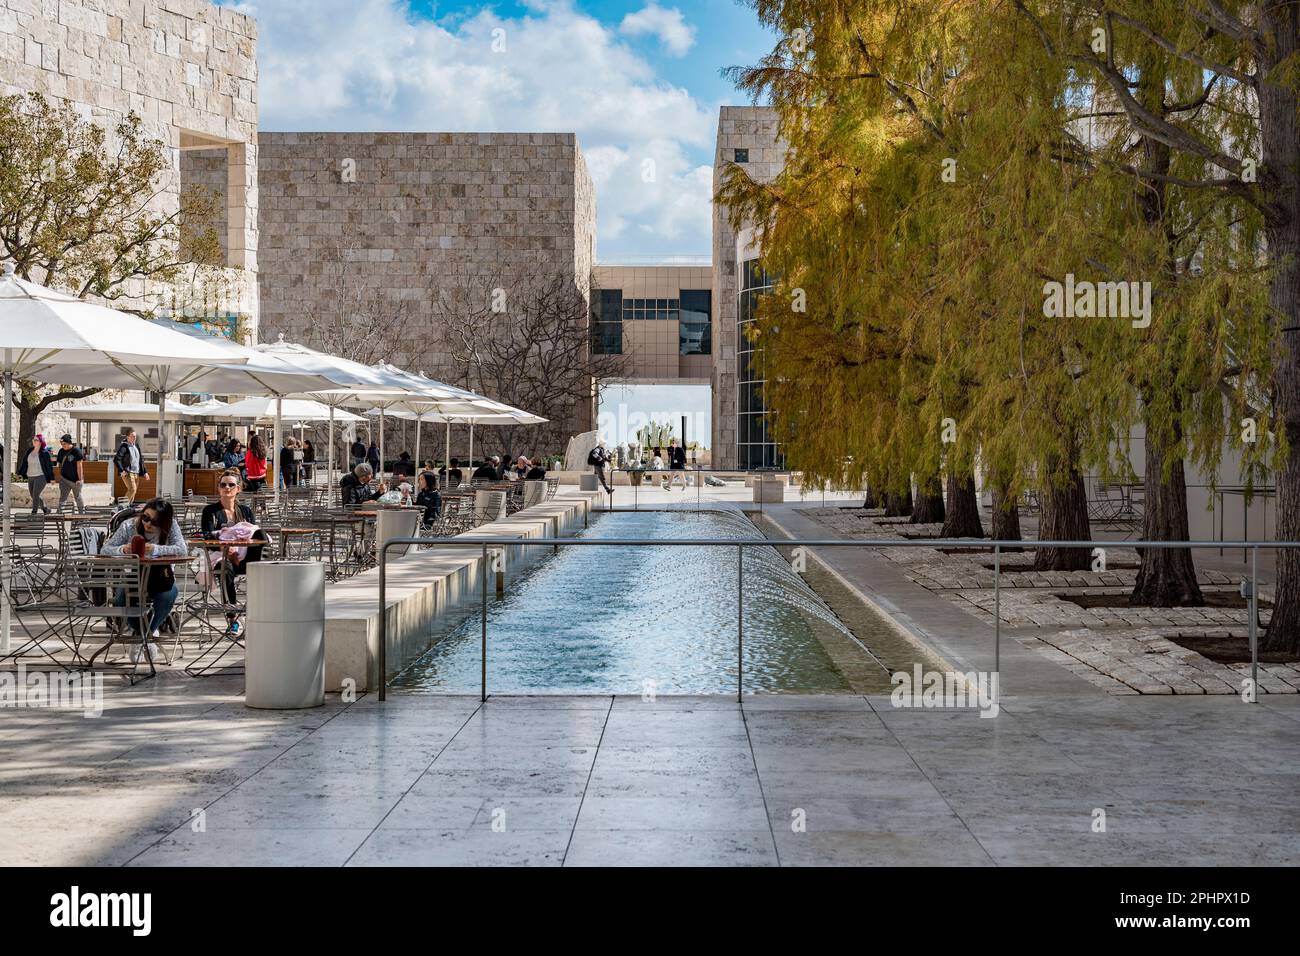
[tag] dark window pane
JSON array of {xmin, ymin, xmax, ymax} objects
[{"xmin": 734, "ymin": 148, "xmax": 749, "ymax": 163}]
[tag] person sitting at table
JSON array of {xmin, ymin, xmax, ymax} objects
[
  {"xmin": 200, "ymin": 469, "xmax": 267, "ymax": 636},
  {"xmin": 103, "ymin": 497, "xmax": 187, "ymax": 644},
  {"xmin": 437, "ymin": 457, "xmax": 463, "ymax": 487},
  {"xmin": 392, "ymin": 451, "xmax": 414, "ymax": 480},
  {"xmin": 340, "ymin": 462, "xmax": 386, "ymax": 507},
  {"xmin": 471, "ymin": 456, "xmax": 499, "ymax": 481},
  {"xmin": 415, "ymin": 471, "xmax": 441, "ymax": 525},
  {"xmin": 512, "ymin": 456, "xmax": 530, "ymax": 481},
  {"xmin": 525, "ymin": 457, "xmax": 547, "ymax": 480}
]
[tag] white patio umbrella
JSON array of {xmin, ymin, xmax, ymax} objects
[
  {"xmin": 216, "ymin": 396, "xmax": 364, "ymax": 425},
  {"xmin": 356, "ymin": 363, "xmax": 524, "ymax": 488},
  {"xmin": 49, "ymin": 322, "xmax": 337, "ymax": 504},
  {"xmin": 367, "ymin": 403, "xmax": 546, "ymax": 489},
  {"xmin": 252, "ymin": 339, "xmax": 425, "ymax": 491},
  {"xmin": 0, "ymin": 264, "xmax": 248, "ymax": 653}
]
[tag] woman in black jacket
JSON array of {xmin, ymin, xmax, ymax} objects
[
  {"xmin": 199, "ymin": 469, "xmax": 266, "ymax": 634},
  {"xmin": 16, "ymin": 434, "xmax": 55, "ymax": 514}
]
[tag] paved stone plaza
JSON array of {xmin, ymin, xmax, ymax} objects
[
  {"xmin": 1, "ymin": 493, "xmax": 1296, "ymax": 867},
  {"xmin": 803, "ymin": 506, "xmax": 1300, "ymax": 697},
  {"xmin": 3, "ymin": 681, "xmax": 1297, "ymax": 866}
]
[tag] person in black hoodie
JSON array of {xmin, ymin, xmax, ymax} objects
[{"xmin": 350, "ymin": 437, "xmax": 367, "ymax": 467}]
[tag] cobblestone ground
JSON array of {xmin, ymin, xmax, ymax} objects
[{"xmin": 805, "ymin": 507, "xmax": 1300, "ymax": 696}]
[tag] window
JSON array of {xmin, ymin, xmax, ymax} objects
[
  {"xmin": 734, "ymin": 148, "xmax": 749, "ymax": 163},
  {"xmin": 737, "ymin": 257, "xmax": 783, "ymax": 468},
  {"xmin": 591, "ymin": 288, "xmax": 623, "ymax": 354},
  {"xmin": 679, "ymin": 289, "xmax": 711, "ymax": 355}
]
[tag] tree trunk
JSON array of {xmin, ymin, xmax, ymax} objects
[
  {"xmin": 884, "ymin": 484, "xmax": 912, "ymax": 517},
  {"xmin": 1258, "ymin": 12, "xmax": 1300, "ymax": 654},
  {"xmin": 990, "ymin": 484, "xmax": 1022, "ymax": 550},
  {"xmin": 861, "ymin": 481, "xmax": 878, "ymax": 509},
  {"xmin": 1132, "ymin": 413, "xmax": 1203, "ymax": 606},
  {"xmin": 911, "ymin": 471, "xmax": 945, "ymax": 524},
  {"xmin": 1034, "ymin": 457, "xmax": 1091, "ymax": 571},
  {"xmin": 941, "ymin": 468, "xmax": 984, "ymax": 538}
]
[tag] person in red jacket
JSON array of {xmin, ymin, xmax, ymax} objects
[{"xmin": 244, "ymin": 433, "xmax": 268, "ymax": 492}]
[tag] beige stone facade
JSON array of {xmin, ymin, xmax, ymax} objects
[
  {"xmin": 591, "ymin": 264, "xmax": 712, "ymax": 383},
  {"xmin": 711, "ymin": 105, "xmax": 783, "ymax": 468},
  {"xmin": 0, "ymin": 0, "xmax": 259, "ymax": 322},
  {"xmin": 256, "ymin": 131, "xmax": 597, "ymax": 432}
]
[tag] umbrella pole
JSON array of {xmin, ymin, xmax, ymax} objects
[
  {"xmin": 274, "ymin": 397, "xmax": 282, "ymax": 505},
  {"xmin": 2, "ymin": 367, "xmax": 10, "ymax": 653},
  {"xmin": 157, "ymin": 390, "xmax": 167, "ymax": 491},
  {"xmin": 328, "ymin": 405, "xmax": 335, "ymax": 492},
  {"xmin": 379, "ymin": 408, "xmax": 386, "ymax": 487},
  {"xmin": 445, "ymin": 421, "xmax": 451, "ymax": 490},
  {"xmin": 469, "ymin": 422, "xmax": 475, "ymax": 476},
  {"xmin": 414, "ymin": 414, "xmax": 422, "ymax": 476}
]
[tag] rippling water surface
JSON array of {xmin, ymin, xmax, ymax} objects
[{"xmin": 393, "ymin": 510, "xmax": 867, "ymax": 694}]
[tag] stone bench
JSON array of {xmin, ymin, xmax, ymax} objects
[{"xmin": 323, "ymin": 491, "xmax": 598, "ymax": 692}]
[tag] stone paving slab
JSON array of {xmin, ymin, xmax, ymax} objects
[
  {"xmin": 4, "ymin": 679, "xmax": 1298, "ymax": 866},
  {"xmin": 800, "ymin": 505, "xmax": 1300, "ymax": 695}
]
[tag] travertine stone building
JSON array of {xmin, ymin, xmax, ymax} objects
[
  {"xmin": 0, "ymin": 0, "xmax": 259, "ymax": 324},
  {"xmin": 256, "ymin": 131, "xmax": 597, "ymax": 430},
  {"xmin": 712, "ymin": 106, "xmax": 783, "ymax": 469}
]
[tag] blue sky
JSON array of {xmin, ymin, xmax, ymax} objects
[{"xmin": 229, "ymin": 0, "xmax": 777, "ymax": 259}]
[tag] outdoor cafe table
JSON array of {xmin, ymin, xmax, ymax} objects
[{"xmin": 184, "ymin": 537, "xmax": 268, "ymax": 677}]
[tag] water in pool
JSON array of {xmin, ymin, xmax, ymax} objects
[{"xmin": 392, "ymin": 510, "xmax": 887, "ymax": 695}]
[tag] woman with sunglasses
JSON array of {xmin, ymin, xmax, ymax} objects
[
  {"xmin": 103, "ymin": 497, "xmax": 187, "ymax": 643},
  {"xmin": 199, "ymin": 469, "xmax": 265, "ymax": 636}
]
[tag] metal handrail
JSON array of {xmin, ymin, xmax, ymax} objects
[{"xmin": 376, "ymin": 536, "xmax": 1298, "ymax": 703}]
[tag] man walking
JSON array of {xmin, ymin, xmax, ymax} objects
[
  {"xmin": 114, "ymin": 428, "xmax": 148, "ymax": 504},
  {"xmin": 55, "ymin": 434, "xmax": 85, "ymax": 513},
  {"xmin": 588, "ymin": 438, "xmax": 614, "ymax": 495},
  {"xmin": 664, "ymin": 438, "xmax": 688, "ymax": 490}
]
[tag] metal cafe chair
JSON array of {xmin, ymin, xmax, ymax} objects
[
  {"xmin": 0, "ymin": 568, "xmax": 83, "ymax": 672},
  {"xmin": 69, "ymin": 556, "xmax": 159, "ymax": 685}
]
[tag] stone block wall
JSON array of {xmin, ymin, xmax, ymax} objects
[
  {"xmin": 0, "ymin": 0, "xmax": 259, "ymax": 310},
  {"xmin": 257, "ymin": 131, "xmax": 596, "ymax": 432},
  {"xmin": 711, "ymin": 105, "xmax": 783, "ymax": 469}
]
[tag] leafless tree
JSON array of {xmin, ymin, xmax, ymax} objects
[{"xmin": 434, "ymin": 274, "xmax": 627, "ymax": 459}]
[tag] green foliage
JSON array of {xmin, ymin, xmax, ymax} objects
[{"xmin": 718, "ymin": 0, "xmax": 1278, "ymax": 504}]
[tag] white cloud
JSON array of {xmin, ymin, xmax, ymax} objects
[
  {"xmin": 229, "ymin": 0, "xmax": 715, "ymax": 255},
  {"xmin": 618, "ymin": 3, "xmax": 696, "ymax": 57}
]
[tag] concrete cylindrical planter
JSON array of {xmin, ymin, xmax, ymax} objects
[
  {"xmin": 376, "ymin": 508, "xmax": 420, "ymax": 558},
  {"xmin": 245, "ymin": 561, "xmax": 326, "ymax": 710}
]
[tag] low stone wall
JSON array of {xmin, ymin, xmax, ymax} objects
[
  {"xmin": 323, "ymin": 491, "xmax": 599, "ymax": 692},
  {"xmin": 4, "ymin": 481, "xmax": 114, "ymax": 510}
]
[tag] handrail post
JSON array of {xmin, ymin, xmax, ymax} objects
[
  {"xmin": 1250, "ymin": 546, "xmax": 1258, "ymax": 703},
  {"xmin": 737, "ymin": 543, "xmax": 743, "ymax": 703},
  {"xmin": 378, "ymin": 540, "xmax": 387, "ymax": 702},
  {"xmin": 481, "ymin": 542, "xmax": 488, "ymax": 703},
  {"xmin": 994, "ymin": 543, "xmax": 1001, "ymax": 677}
]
